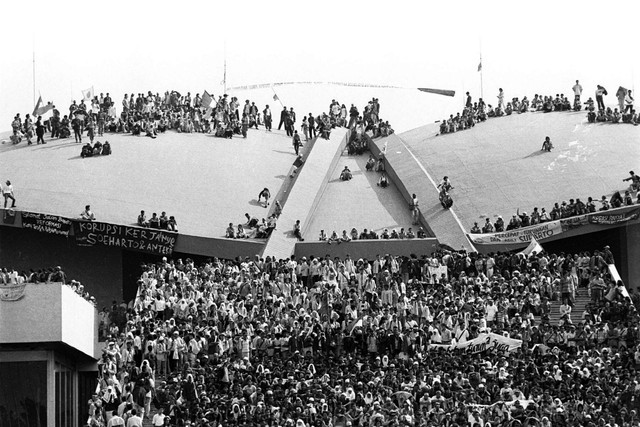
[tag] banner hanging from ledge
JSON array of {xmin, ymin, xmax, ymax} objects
[
  {"xmin": 73, "ymin": 221, "xmax": 177, "ymax": 255},
  {"xmin": 467, "ymin": 220, "xmax": 562, "ymax": 245},
  {"xmin": 589, "ymin": 208, "xmax": 640, "ymax": 225},
  {"xmin": 22, "ymin": 212, "xmax": 72, "ymax": 236}
]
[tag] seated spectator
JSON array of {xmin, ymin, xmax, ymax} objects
[
  {"xmin": 470, "ymin": 222, "xmax": 481, "ymax": 233},
  {"xmin": 149, "ymin": 213, "xmax": 160, "ymax": 229},
  {"xmin": 236, "ymin": 224, "xmax": 247, "ymax": 238},
  {"xmin": 137, "ymin": 210, "xmax": 148, "ymax": 227},
  {"xmin": 340, "ymin": 230, "xmax": 351, "ymax": 243},
  {"xmin": 101, "ymin": 141, "xmax": 111, "ymax": 155},
  {"xmin": 365, "ymin": 155, "xmax": 375, "ymax": 171},
  {"xmin": 494, "ymin": 215, "xmax": 505, "ymax": 231},
  {"xmin": 245, "ymin": 213, "xmax": 259, "ymax": 228},
  {"xmin": 416, "ymin": 227, "xmax": 427, "ymax": 238},
  {"xmin": 406, "ymin": 227, "xmax": 415, "ymax": 238},
  {"xmin": 541, "ymin": 136, "xmax": 553, "ymax": 151},
  {"xmin": 340, "ymin": 166, "xmax": 352, "ymax": 181},
  {"xmin": 80, "ymin": 204, "xmax": 96, "ymax": 221},
  {"xmin": 318, "ymin": 229, "xmax": 327, "ymax": 241},
  {"xmin": 599, "ymin": 195, "xmax": 610, "ymax": 210},
  {"xmin": 482, "ymin": 218, "xmax": 494, "ymax": 233},
  {"xmin": 377, "ymin": 173, "xmax": 389, "ymax": 188},
  {"xmin": 610, "ymin": 191, "xmax": 623, "ymax": 208},
  {"xmin": 167, "ymin": 216, "xmax": 177, "ymax": 232},
  {"xmin": 159, "ymin": 212, "xmax": 169, "ymax": 229},
  {"xmin": 226, "ymin": 223, "xmax": 236, "ymax": 238},
  {"xmin": 350, "ymin": 228, "xmax": 359, "ymax": 240},
  {"xmin": 327, "ymin": 230, "xmax": 340, "ymax": 244},
  {"xmin": 92, "ymin": 140, "xmax": 103, "ymax": 155},
  {"xmin": 81, "ymin": 143, "xmax": 93, "ymax": 158}
]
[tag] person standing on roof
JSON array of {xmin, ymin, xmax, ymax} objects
[{"xmin": 572, "ymin": 80, "xmax": 583, "ymax": 105}]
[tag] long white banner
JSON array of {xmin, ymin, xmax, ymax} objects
[
  {"xmin": 429, "ymin": 333, "xmax": 522, "ymax": 353},
  {"xmin": 468, "ymin": 220, "xmax": 562, "ymax": 245}
]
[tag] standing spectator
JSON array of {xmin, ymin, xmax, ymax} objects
[
  {"xmin": 292, "ymin": 130, "xmax": 302, "ymax": 155},
  {"xmin": 624, "ymin": 89, "xmax": 634, "ymax": 114},
  {"xmin": 308, "ymin": 113, "xmax": 316, "ymax": 139},
  {"xmin": 263, "ymin": 104, "xmax": 272, "ymax": 131},
  {"xmin": 595, "ymin": 85, "xmax": 608, "ymax": 110},
  {"xmin": 294, "ymin": 219, "xmax": 304, "ymax": 241},
  {"xmin": 497, "ymin": 88, "xmax": 505, "ymax": 110},
  {"xmin": 2, "ymin": 180, "xmax": 16, "ymax": 208},
  {"xmin": 278, "ymin": 106, "xmax": 288, "ymax": 130},
  {"xmin": 572, "ymin": 80, "xmax": 583, "ymax": 104},
  {"xmin": 301, "ymin": 116, "xmax": 309, "ymax": 141},
  {"xmin": 411, "ymin": 193, "xmax": 419, "ymax": 225},
  {"xmin": 465, "ymin": 92, "xmax": 472, "ymax": 108},
  {"xmin": 35, "ymin": 116, "xmax": 46, "ymax": 145},
  {"xmin": 616, "ymin": 86, "xmax": 627, "ymax": 112}
]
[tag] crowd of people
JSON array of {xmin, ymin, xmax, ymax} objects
[
  {"xmin": 138, "ymin": 211, "xmax": 179, "ymax": 232},
  {"xmin": 470, "ymin": 171, "xmax": 640, "ymax": 234},
  {"xmin": 0, "ymin": 265, "xmax": 96, "ymax": 304},
  {"xmin": 438, "ymin": 81, "xmax": 637, "ymax": 136},
  {"xmin": 87, "ymin": 244, "xmax": 640, "ymax": 427},
  {"xmin": 81, "ymin": 140, "xmax": 112, "ymax": 158},
  {"xmin": 319, "ymin": 227, "xmax": 428, "ymax": 243}
]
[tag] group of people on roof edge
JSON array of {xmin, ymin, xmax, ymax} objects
[
  {"xmin": 471, "ymin": 172, "xmax": 640, "ymax": 234},
  {"xmin": 438, "ymin": 80, "xmax": 636, "ymax": 136}
]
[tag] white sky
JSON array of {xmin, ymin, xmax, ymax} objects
[{"xmin": 1, "ymin": 0, "xmax": 638, "ymax": 132}]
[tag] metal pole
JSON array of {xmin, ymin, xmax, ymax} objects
[
  {"xmin": 33, "ymin": 49, "xmax": 36, "ymax": 107},
  {"xmin": 480, "ymin": 57, "xmax": 484, "ymax": 100}
]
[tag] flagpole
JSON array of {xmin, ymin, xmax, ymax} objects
[
  {"xmin": 32, "ymin": 48, "xmax": 36, "ymax": 107},
  {"xmin": 271, "ymin": 85, "xmax": 284, "ymax": 108},
  {"xmin": 480, "ymin": 54, "xmax": 484, "ymax": 100},
  {"xmin": 223, "ymin": 41, "xmax": 227, "ymax": 94}
]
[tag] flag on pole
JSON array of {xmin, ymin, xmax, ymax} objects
[
  {"xmin": 32, "ymin": 95, "xmax": 54, "ymax": 117},
  {"xmin": 201, "ymin": 90, "xmax": 213, "ymax": 109},
  {"xmin": 82, "ymin": 86, "xmax": 94, "ymax": 102},
  {"xmin": 272, "ymin": 93, "xmax": 279, "ymax": 101},
  {"xmin": 518, "ymin": 237, "xmax": 543, "ymax": 256},
  {"xmin": 32, "ymin": 95, "xmax": 43, "ymax": 116},
  {"xmin": 477, "ymin": 61, "xmax": 482, "ymax": 72}
]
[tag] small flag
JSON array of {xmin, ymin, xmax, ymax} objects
[
  {"xmin": 201, "ymin": 91, "xmax": 213, "ymax": 109},
  {"xmin": 518, "ymin": 237, "xmax": 543, "ymax": 256},
  {"xmin": 32, "ymin": 95, "xmax": 43, "ymax": 116},
  {"xmin": 82, "ymin": 86, "xmax": 94, "ymax": 102},
  {"xmin": 477, "ymin": 61, "xmax": 482, "ymax": 72},
  {"xmin": 273, "ymin": 94, "xmax": 279, "ymax": 101},
  {"xmin": 33, "ymin": 96, "xmax": 54, "ymax": 117}
]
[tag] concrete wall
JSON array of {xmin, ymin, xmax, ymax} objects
[
  {"xmin": 294, "ymin": 238, "xmax": 439, "ymax": 260},
  {"xmin": 368, "ymin": 134, "xmax": 436, "ymax": 237},
  {"xmin": 0, "ymin": 283, "xmax": 97, "ymax": 359}
]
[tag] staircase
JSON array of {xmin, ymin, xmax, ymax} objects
[{"xmin": 544, "ymin": 291, "xmax": 591, "ymax": 325}]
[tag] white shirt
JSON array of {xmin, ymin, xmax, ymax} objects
[
  {"xmin": 152, "ymin": 413, "xmax": 166, "ymax": 427},
  {"xmin": 2, "ymin": 184, "xmax": 13, "ymax": 195}
]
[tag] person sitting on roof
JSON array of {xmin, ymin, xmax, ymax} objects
[
  {"xmin": 470, "ymin": 222, "xmax": 481, "ymax": 234},
  {"xmin": 340, "ymin": 166, "xmax": 352, "ymax": 181},
  {"xmin": 80, "ymin": 205, "xmax": 96, "ymax": 221},
  {"xmin": 226, "ymin": 223, "xmax": 236, "ymax": 239},
  {"xmin": 377, "ymin": 173, "xmax": 389, "ymax": 188}
]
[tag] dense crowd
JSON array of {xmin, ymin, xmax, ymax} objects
[
  {"xmin": 470, "ymin": 171, "xmax": 640, "ymax": 233},
  {"xmin": 438, "ymin": 82, "xmax": 637, "ymax": 136},
  {"xmin": 87, "ymin": 244, "xmax": 640, "ymax": 427}
]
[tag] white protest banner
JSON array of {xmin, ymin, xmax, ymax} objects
[
  {"xmin": 429, "ymin": 333, "xmax": 522, "ymax": 353},
  {"xmin": 468, "ymin": 220, "xmax": 562, "ymax": 245}
]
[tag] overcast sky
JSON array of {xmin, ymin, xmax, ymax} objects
[{"xmin": 1, "ymin": 0, "xmax": 638, "ymax": 132}]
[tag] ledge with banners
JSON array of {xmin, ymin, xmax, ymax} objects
[{"xmin": 467, "ymin": 205, "xmax": 640, "ymax": 252}]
